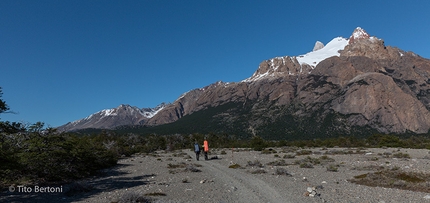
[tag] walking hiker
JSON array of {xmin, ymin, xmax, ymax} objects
[
  {"xmin": 203, "ymin": 138, "xmax": 209, "ymax": 160},
  {"xmin": 194, "ymin": 141, "xmax": 200, "ymax": 161}
]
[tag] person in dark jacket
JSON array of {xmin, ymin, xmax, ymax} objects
[{"xmin": 194, "ymin": 141, "xmax": 200, "ymax": 161}]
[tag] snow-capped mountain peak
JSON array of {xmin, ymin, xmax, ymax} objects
[
  {"xmin": 58, "ymin": 103, "xmax": 168, "ymax": 131},
  {"xmin": 349, "ymin": 27, "xmax": 370, "ymax": 44},
  {"xmin": 242, "ymin": 27, "xmax": 382, "ymax": 82},
  {"xmin": 241, "ymin": 36, "xmax": 349, "ymax": 82}
]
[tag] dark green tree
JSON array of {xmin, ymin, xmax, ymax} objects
[{"xmin": 0, "ymin": 87, "xmax": 9, "ymax": 116}]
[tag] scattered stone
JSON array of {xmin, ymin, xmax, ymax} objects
[
  {"xmin": 304, "ymin": 185, "xmax": 322, "ymax": 198},
  {"xmin": 424, "ymin": 195, "xmax": 430, "ymax": 200},
  {"xmin": 200, "ymin": 179, "xmax": 207, "ymax": 184}
]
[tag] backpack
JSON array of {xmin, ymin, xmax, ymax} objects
[{"xmin": 194, "ymin": 143, "xmax": 200, "ymax": 152}]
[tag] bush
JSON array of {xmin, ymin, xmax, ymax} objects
[
  {"xmin": 229, "ymin": 164, "xmax": 242, "ymax": 169},
  {"xmin": 250, "ymin": 169, "xmax": 267, "ymax": 174},
  {"xmin": 299, "ymin": 162, "xmax": 314, "ymax": 168},
  {"xmin": 393, "ymin": 152, "xmax": 411, "ymax": 159},
  {"xmin": 247, "ymin": 160, "xmax": 263, "ymax": 168},
  {"xmin": 185, "ymin": 165, "xmax": 201, "ymax": 173},
  {"xmin": 267, "ymin": 159, "xmax": 288, "ymax": 166},
  {"xmin": 283, "ymin": 154, "xmax": 296, "ymax": 159},
  {"xmin": 275, "ymin": 168, "xmax": 292, "ymax": 176},
  {"xmin": 326, "ymin": 164, "xmax": 339, "ymax": 172},
  {"xmin": 350, "ymin": 170, "xmax": 430, "ymax": 193},
  {"xmin": 0, "ymin": 128, "xmax": 119, "ymax": 187},
  {"xmin": 250, "ymin": 136, "xmax": 268, "ymax": 151},
  {"xmin": 296, "ymin": 150, "xmax": 313, "ymax": 156}
]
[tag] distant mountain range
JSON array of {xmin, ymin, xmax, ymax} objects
[
  {"xmin": 59, "ymin": 103, "xmax": 166, "ymax": 131},
  {"xmin": 58, "ymin": 27, "xmax": 430, "ymax": 138}
]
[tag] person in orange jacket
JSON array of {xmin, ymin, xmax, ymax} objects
[{"xmin": 203, "ymin": 138, "xmax": 209, "ymax": 160}]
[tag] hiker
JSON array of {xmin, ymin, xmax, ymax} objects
[
  {"xmin": 194, "ymin": 141, "xmax": 200, "ymax": 161},
  {"xmin": 203, "ymin": 138, "xmax": 209, "ymax": 160}
]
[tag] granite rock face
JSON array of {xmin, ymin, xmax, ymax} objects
[
  {"xmin": 313, "ymin": 41, "xmax": 324, "ymax": 51},
  {"xmin": 147, "ymin": 28, "xmax": 430, "ymax": 134}
]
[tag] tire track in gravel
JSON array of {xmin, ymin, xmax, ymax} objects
[{"xmin": 188, "ymin": 152, "xmax": 289, "ymax": 203}]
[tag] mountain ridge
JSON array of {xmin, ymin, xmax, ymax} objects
[{"xmin": 58, "ymin": 27, "xmax": 430, "ymax": 136}]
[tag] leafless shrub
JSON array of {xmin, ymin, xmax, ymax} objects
[
  {"xmin": 299, "ymin": 162, "xmax": 314, "ymax": 168},
  {"xmin": 184, "ymin": 165, "xmax": 201, "ymax": 172},
  {"xmin": 275, "ymin": 168, "xmax": 292, "ymax": 176},
  {"xmin": 103, "ymin": 140, "xmax": 116, "ymax": 149},
  {"xmin": 250, "ymin": 169, "xmax": 267, "ymax": 174},
  {"xmin": 327, "ymin": 164, "xmax": 339, "ymax": 172},
  {"xmin": 167, "ymin": 162, "xmax": 187, "ymax": 169},
  {"xmin": 267, "ymin": 159, "xmax": 288, "ymax": 166},
  {"xmin": 247, "ymin": 160, "xmax": 263, "ymax": 168}
]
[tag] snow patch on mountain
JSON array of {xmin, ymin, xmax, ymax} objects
[
  {"xmin": 142, "ymin": 104, "xmax": 166, "ymax": 118},
  {"xmin": 102, "ymin": 109, "xmax": 117, "ymax": 117},
  {"xmin": 241, "ymin": 36, "xmax": 349, "ymax": 82},
  {"xmin": 296, "ymin": 37, "xmax": 349, "ymax": 66}
]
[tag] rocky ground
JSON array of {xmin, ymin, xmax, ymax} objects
[{"xmin": 2, "ymin": 147, "xmax": 430, "ymax": 203}]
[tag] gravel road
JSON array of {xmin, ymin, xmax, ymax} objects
[{"xmin": 2, "ymin": 147, "xmax": 430, "ymax": 203}]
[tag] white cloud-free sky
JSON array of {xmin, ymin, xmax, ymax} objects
[{"xmin": 1, "ymin": 0, "xmax": 429, "ymax": 127}]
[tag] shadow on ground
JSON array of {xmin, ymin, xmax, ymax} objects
[{"xmin": 0, "ymin": 163, "xmax": 154, "ymax": 203}]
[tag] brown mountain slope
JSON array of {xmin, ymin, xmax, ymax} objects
[{"xmin": 60, "ymin": 28, "xmax": 430, "ymax": 135}]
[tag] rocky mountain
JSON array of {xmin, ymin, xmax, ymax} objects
[
  {"xmin": 59, "ymin": 27, "xmax": 430, "ymax": 137},
  {"xmin": 58, "ymin": 103, "xmax": 166, "ymax": 131}
]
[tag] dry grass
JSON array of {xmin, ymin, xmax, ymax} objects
[
  {"xmin": 296, "ymin": 150, "xmax": 312, "ymax": 156},
  {"xmin": 167, "ymin": 162, "xmax": 202, "ymax": 173},
  {"xmin": 228, "ymin": 163, "xmax": 242, "ymax": 169},
  {"xmin": 350, "ymin": 170, "xmax": 430, "ymax": 193},
  {"xmin": 392, "ymin": 152, "xmax": 411, "ymax": 159},
  {"xmin": 267, "ymin": 159, "xmax": 288, "ymax": 166},
  {"xmin": 294, "ymin": 155, "xmax": 336, "ymax": 169}
]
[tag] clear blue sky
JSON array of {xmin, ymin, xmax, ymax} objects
[{"xmin": 1, "ymin": 0, "xmax": 429, "ymax": 127}]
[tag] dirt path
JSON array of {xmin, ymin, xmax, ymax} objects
[
  {"xmin": 185, "ymin": 151, "xmax": 288, "ymax": 203},
  {"xmin": 3, "ymin": 147, "xmax": 430, "ymax": 202}
]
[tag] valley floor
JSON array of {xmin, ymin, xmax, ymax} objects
[{"xmin": 2, "ymin": 147, "xmax": 430, "ymax": 203}]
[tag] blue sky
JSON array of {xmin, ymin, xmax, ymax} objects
[{"xmin": 1, "ymin": 0, "xmax": 429, "ymax": 127}]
